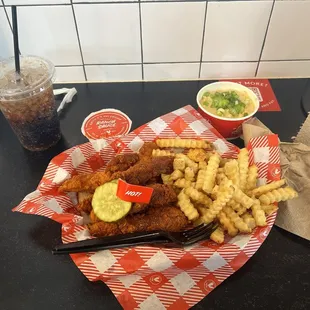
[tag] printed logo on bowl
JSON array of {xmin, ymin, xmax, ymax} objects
[{"xmin": 81, "ymin": 108, "xmax": 132, "ymax": 140}]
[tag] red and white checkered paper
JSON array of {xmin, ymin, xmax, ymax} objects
[{"xmin": 13, "ymin": 105, "xmax": 280, "ymax": 310}]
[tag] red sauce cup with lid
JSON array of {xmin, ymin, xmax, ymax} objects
[{"xmin": 196, "ymin": 82, "xmax": 259, "ymax": 139}]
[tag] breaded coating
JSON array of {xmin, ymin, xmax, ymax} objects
[
  {"xmin": 139, "ymin": 142, "xmax": 158, "ymax": 159},
  {"xmin": 77, "ymin": 191, "xmax": 93, "ymax": 213},
  {"xmin": 89, "ymin": 206, "xmax": 189, "ymax": 237},
  {"xmin": 119, "ymin": 206, "xmax": 189, "ymax": 234},
  {"xmin": 88, "ymin": 221, "xmax": 121, "ymax": 237},
  {"xmin": 90, "ymin": 210, "xmax": 101, "ymax": 223},
  {"xmin": 118, "ymin": 156, "xmax": 174, "ymax": 185},
  {"xmin": 129, "ymin": 203, "xmax": 149, "ymax": 215},
  {"xmin": 59, "ymin": 172, "xmax": 113, "ymax": 193},
  {"xmin": 148, "ymin": 184, "xmax": 177, "ymax": 206},
  {"xmin": 105, "ymin": 153, "xmax": 140, "ymax": 174},
  {"xmin": 126, "ymin": 184, "xmax": 178, "ymax": 215}
]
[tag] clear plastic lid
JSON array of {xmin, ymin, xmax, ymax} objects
[{"xmin": 0, "ymin": 55, "xmax": 55, "ymax": 101}]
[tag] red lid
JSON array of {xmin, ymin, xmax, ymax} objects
[{"xmin": 81, "ymin": 109, "xmax": 132, "ymax": 140}]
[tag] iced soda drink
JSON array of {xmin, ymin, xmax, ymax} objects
[{"xmin": 0, "ymin": 56, "xmax": 61, "ymax": 151}]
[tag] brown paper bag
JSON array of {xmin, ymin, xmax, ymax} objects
[{"xmin": 242, "ymin": 117, "xmax": 310, "ymax": 241}]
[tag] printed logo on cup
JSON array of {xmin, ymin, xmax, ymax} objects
[
  {"xmin": 81, "ymin": 108, "xmax": 132, "ymax": 140},
  {"xmin": 116, "ymin": 179, "xmax": 154, "ymax": 204}
]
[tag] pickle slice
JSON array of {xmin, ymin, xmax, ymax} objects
[{"xmin": 92, "ymin": 181, "xmax": 131, "ymax": 222}]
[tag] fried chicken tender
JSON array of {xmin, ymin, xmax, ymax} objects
[
  {"xmin": 88, "ymin": 221, "xmax": 121, "ymax": 237},
  {"xmin": 149, "ymin": 184, "xmax": 177, "ymax": 206},
  {"xmin": 77, "ymin": 191, "xmax": 93, "ymax": 213},
  {"xmin": 59, "ymin": 172, "xmax": 113, "ymax": 193},
  {"xmin": 119, "ymin": 206, "xmax": 189, "ymax": 234},
  {"xmin": 139, "ymin": 142, "xmax": 158, "ymax": 159},
  {"xmin": 129, "ymin": 203, "xmax": 148, "ymax": 215},
  {"xmin": 117, "ymin": 156, "xmax": 174, "ymax": 185},
  {"xmin": 128, "ymin": 184, "xmax": 178, "ymax": 215},
  {"xmin": 105, "ymin": 153, "xmax": 140, "ymax": 174},
  {"xmin": 90, "ymin": 210, "xmax": 100, "ymax": 223},
  {"xmin": 89, "ymin": 206, "xmax": 189, "ymax": 237}
]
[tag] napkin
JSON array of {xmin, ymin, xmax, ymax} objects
[
  {"xmin": 54, "ymin": 87, "xmax": 77, "ymax": 113},
  {"xmin": 242, "ymin": 116, "xmax": 310, "ymax": 241}
]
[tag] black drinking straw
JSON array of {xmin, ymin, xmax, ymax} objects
[{"xmin": 11, "ymin": 6, "xmax": 20, "ymax": 76}]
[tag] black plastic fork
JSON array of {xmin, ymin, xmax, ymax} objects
[{"xmin": 52, "ymin": 223, "xmax": 217, "ymax": 254}]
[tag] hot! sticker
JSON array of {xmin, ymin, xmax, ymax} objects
[
  {"xmin": 116, "ymin": 179, "xmax": 154, "ymax": 204},
  {"xmin": 81, "ymin": 108, "xmax": 132, "ymax": 140}
]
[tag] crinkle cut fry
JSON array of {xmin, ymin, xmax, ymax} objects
[
  {"xmin": 152, "ymin": 149, "xmax": 174, "ymax": 157},
  {"xmin": 184, "ymin": 187, "xmax": 212, "ymax": 207},
  {"xmin": 156, "ymin": 138, "xmax": 211, "ymax": 149},
  {"xmin": 251, "ymin": 200, "xmax": 267, "ymax": 226},
  {"xmin": 233, "ymin": 186, "xmax": 255, "ymax": 209},
  {"xmin": 260, "ymin": 204, "xmax": 278, "ymax": 215},
  {"xmin": 223, "ymin": 206, "xmax": 250, "ymax": 233},
  {"xmin": 246, "ymin": 165, "xmax": 258, "ymax": 191},
  {"xmin": 242, "ymin": 213, "xmax": 256, "ymax": 231},
  {"xmin": 251, "ymin": 179, "xmax": 286, "ymax": 197},
  {"xmin": 259, "ymin": 187, "xmax": 298, "ymax": 205},
  {"xmin": 170, "ymin": 169, "xmax": 184, "ymax": 181},
  {"xmin": 218, "ymin": 211, "xmax": 238, "ymax": 237},
  {"xmin": 201, "ymin": 179, "xmax": 234, "ymax": 224},
  {"xmin": 210, "ymin": 226, "xmax": 225, "ymax": 244},
  {"xmin": 174, "ymin": 178, "xmax": 194, "ymax": 189},
  {"xmin": 224, "ymin": 159, "xmax": 239, "ymax": 187},
  {"xmin": 238, "ymin": 148, "xmax": 249, "ymax": 191},
  {"xmin": 195, "ymin": 169, "xmax": 206, "ymax": 190},
  {"xmin": 202, "ymin": 153, "xmax": 221, "ymax": 194},
  {"xmin": 187, "ymin": 149, "xmax": 208, "ymax": 162},
  {"xmin": 177, "ymin": 190, "xmax": 199, "ymax": 221}
]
